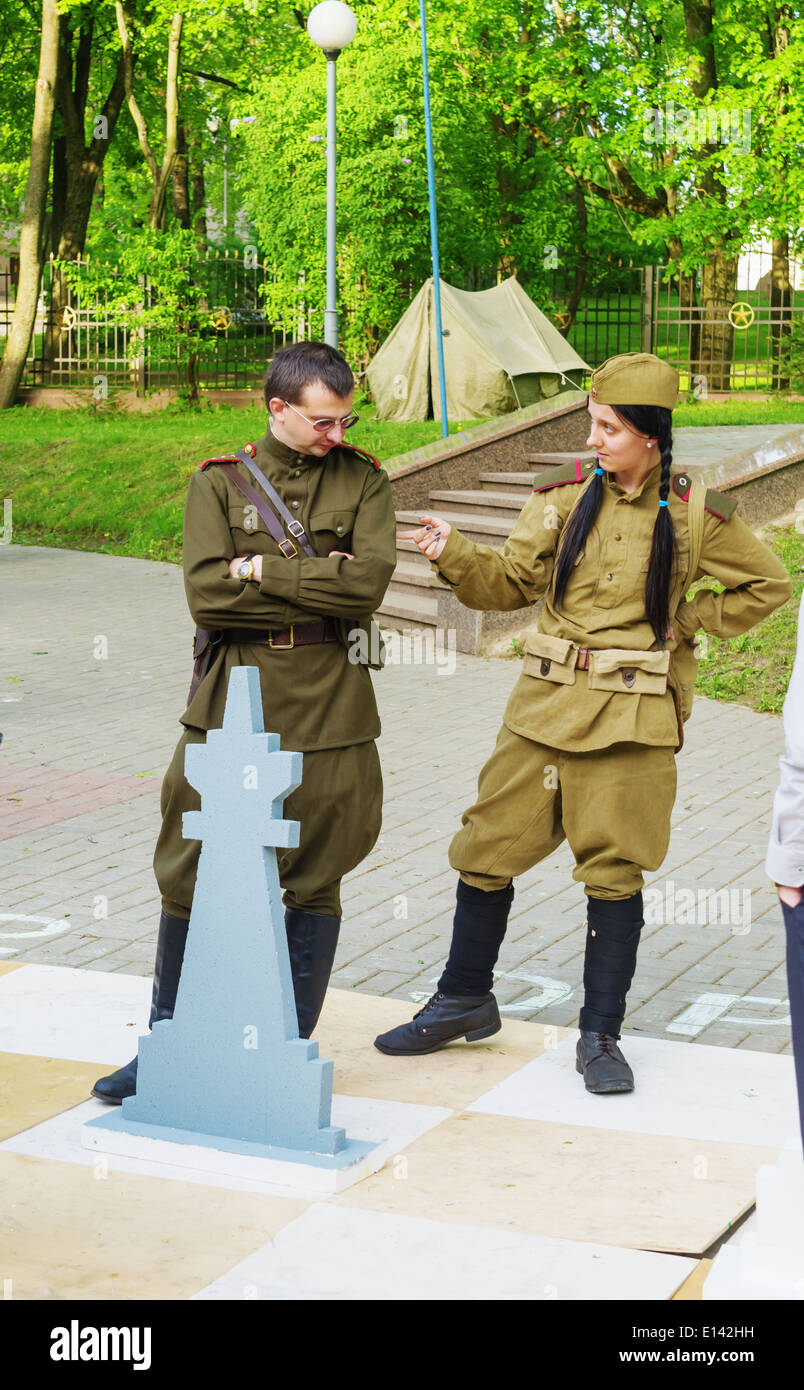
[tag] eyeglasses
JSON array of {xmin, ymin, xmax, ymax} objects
[{"xmin": 284, "ymin": 399, "xmax": 360, "ymax": 433}]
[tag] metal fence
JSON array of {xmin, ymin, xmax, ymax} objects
[
  {"xmin": 547, "ymin": 253, "xmax": 803, "ymax": 391},
  {"xmin": 1, "ymin": 246, "xmax": 801, "ymax": 395},
  {"xmin": 0, "ymin": 251, "xmax": 298, "ymax": 392}
]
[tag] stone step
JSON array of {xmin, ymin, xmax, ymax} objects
[
  {"xmin": 375, "ymin": 587, "xmax": 440, "ymax": 631},
  {"xmin": 394, "ymin": 536, "xmax": 433, "ymax": 568},
  {"xmin": 478, "ymin": 472, "xmax": 537, "ymax": 496},
  {"xmin": 428, "ymin": 488, "xmax": 526, "ymax": 522},
  {"xmin": 395, "ymin": 508, "xmax": 511, "ymax": 546},
  {"xmin": 385, "ymin": 562, "xmax": 440, "ymax": 602},
  {"xmin": 525, "ymin": 450, "xmax": 595, "ymax": 466}
]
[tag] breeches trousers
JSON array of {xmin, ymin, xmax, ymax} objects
[
  {"xmin": 449, "ymin": 723, "xmax": 677, "ymax": 900},
  {"xmin": 153, "ymin": 727, "xmax": 383, "ymax": 920}
]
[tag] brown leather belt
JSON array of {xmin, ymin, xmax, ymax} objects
[
  {"xmin": 575, "ymin": 647, "xmax": 591, "ymax": 670},
  {"xmin": 220, "ymin": 618, "xmax": 339, "ymax": 650}
]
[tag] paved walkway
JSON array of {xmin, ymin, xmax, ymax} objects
[{"xmin": 0, "ymin": 542, "xmax": 793, "ymax": 1054}]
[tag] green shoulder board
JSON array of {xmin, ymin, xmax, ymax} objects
[
  {"xmin": 671, "ymin": 471, "xmax": 737, "ymax": 521},
  {"xmin": 532, "ymin": 458, "xmax": 597, "ymax": 493}
]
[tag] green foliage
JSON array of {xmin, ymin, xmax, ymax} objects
[{"xmin": 60, "ymin": 228, "xmax": 207, "ymax": 379}]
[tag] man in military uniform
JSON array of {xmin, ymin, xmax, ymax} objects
[
  {"xmin": 375, "ymin": 352, "xmax": 792, "ymax": 1093},
  {"xmin": 93, "ymin": 340, "xmax": 397, "ymax": 1102}
]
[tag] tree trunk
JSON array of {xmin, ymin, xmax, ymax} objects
[
  {"xmin": 667, "ymin": 235, "xmax": 700, "ymax": 376},
  {"xmin": 172, "ymin": 123, "xmax": 191, "ymax": 228},
  {"xmin": 563, "ymin": 181, "xmax": 588, "ymax": 330},
  {"xmin": 0, "ymin": 0, "xmax": 60, "ymax": 409},
  {"xmin": 698, "ymin": 248, "xmax": 737, "ymax": 392},
  {"xmin": 148, "ymin": 13, "xmax": 183, "ymax": 230},
  {"xmin": 771, "ymin": 233, "xmax": 792, "ymax": 391},
  {"xmin": 42, "ymin": 21, "xmax": 126, "ymax": 379},
  {"xmin": 50, "ymin": 133, "xmax": 67, "ymax": 257},
  {"xmin": 191, "ymin": 154, "xmax": 207, "ymax": 252}
]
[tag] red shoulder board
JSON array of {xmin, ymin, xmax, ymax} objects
[
  {"xmin": 671, "ymin": 472, "xmax": 737, "ymax": 521},
  {"xmin": 533, "ymin": 458, "xmax": 595, "ymax": 492},
  {"xmin": 342, "ymin": 443, "xmax": 381, "ymax": 471},
  {"xmin": 199, "ymin": 442, "xmax": 255, "ymax": 471},
  {"xmin": 199, "ymin": 454, "xmax": 239, "ymax": 471}
]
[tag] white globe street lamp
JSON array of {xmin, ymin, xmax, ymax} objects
[{"xmin": 306, "ymin": 2, "xmax": 357, "ymax": 348}]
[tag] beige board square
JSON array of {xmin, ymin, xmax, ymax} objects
[
  {"xmin": 318, "ymin": 987, "xmax": 572, "ymax": 1110},
  {"xmin": 0, "ymin": 1051, "xmax": 105, "ymax": 1142},
  {"xmin": 0, "ymin": 1150, "xmax": 309, "ymax": 1301},
  {"xmin": 333, "ymin": 1111, "xmax": 777, "ymax": 1256}
]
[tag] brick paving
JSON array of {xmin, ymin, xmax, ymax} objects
[{"xmin": 0, "ymin": 540, "xmax": 793, "ymax": 1055}]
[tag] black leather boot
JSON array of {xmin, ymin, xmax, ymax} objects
[
  {"xmin": 91, "ymin": 910, "xmax": 189, "ymax": 1104},
  {"xmin": 285, "ymin": 907, "xmax": 340, "ymax": 1038},
  {"xmin": 374, "ymin": 876, "xmax": 511, "ymax": 1055}
]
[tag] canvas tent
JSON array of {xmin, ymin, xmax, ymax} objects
[{"xmin": 366, "ymin": 276, "xmax": 590, "ymax": 422}]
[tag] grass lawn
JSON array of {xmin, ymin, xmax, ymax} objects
[{"xmin": 0, "ymin": 394, "xmax": 485, "ymax": 562}]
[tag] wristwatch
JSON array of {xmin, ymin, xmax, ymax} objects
[{"xmin": 237, "ymin": 553, "xmax": 256, "ymax": 581}]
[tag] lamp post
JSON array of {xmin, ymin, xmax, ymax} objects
[
  {"xmin": 307, "ymin": 1, "xmax": 357, "ymax": 349},
  {"xmin": 419, "ymin": 0, "xmax": 448, "ymax": 436}
]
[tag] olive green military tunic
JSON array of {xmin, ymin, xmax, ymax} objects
[
  {"xmin": 153, "ymin": 424, "xmax": 398, "ymax": 919},
  {"xmin": 431, "ymin": 458, "xmax": 792, "ymax": 898}
]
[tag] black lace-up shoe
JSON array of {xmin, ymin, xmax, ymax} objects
[
  {"xmin": 374, "ymin": 990, "xmax": 501, "ymax": 1056},
  {"xmin": 576, "ymin": 1030, "xmax": 634, "ymax": 1094}
]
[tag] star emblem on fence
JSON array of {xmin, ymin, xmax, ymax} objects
[
  {"xmin": 728, "ymin": 301, "xmax": 755, "ymax": 329},
  {"xmin": 211, "ymin": 306, "xmax": 233, "ymax": 331},
  {"xmin": 553, "ymin": 309, "xmax": 571, "ymax": 330},
  {"xmin": 61, "ymin": 305, "xmax": 76, "ymax": 330}
]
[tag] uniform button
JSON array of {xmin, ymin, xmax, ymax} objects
[
  {"xmin": 336, "ymin": 524, "xmax": 343, "ymax": 533},
  {"xmin": 614, "ymin": 533, "xmax": 622, "ymax": 541},
  {"xmin": 606, "ymin": 572, "xmax": 613, "ymax": 580},
  {"xmin": 291, "ymin": 500, "xmax": 299, "ymax": 509}
]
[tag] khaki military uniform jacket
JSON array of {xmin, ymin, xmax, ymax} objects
[
  {"xmin": 180, "ymin": 425, "xmax": 397, "ymax": 750},
  {"xmin": 432, "ymin": 458, "xmax": 792, "ymax": 752}
]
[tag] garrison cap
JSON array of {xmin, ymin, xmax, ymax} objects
[{"xmin": 589, "ymin": 352, "xmax": 679, "ymax": 411}]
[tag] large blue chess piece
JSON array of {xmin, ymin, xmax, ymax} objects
[{"xmin": 86, "ymin": 666, "xmax": 374, "ymax": 1170}]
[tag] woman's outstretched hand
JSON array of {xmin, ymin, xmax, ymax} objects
[{"xmin": 398, "ymin": 515, "xmax": 452, "ymax": 561}]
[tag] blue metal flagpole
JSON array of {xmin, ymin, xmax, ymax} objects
[{"xmin": 419, "ymin": 0, "xmax": 449, "ymax": 436}]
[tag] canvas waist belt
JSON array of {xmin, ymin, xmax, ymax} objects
[{"xmin": 523, "ymin": 632, "xmax": 671, "ymax": 694}]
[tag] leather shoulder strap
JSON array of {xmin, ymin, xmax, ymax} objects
[
  {"xmin": 234, "ymin": 447, "xmax": 317, "ymax": 558},
  {"xmin": 683, "ymin": 476, "xmax": 706, "ymax": 596},
  {"xmin": 218, "ymin": 464, "xmax": 302, "ymax": 560}
]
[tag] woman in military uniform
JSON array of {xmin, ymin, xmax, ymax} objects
[{"xmin": 375, "ymin": 352, "xmax": 792, "ymax": 1093}]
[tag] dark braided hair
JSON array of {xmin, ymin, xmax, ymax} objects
[{"xmin": 552, "ymin": 403, "xmax": 677, "ymax": 645}]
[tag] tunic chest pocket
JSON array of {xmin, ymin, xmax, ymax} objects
[
  {"xmin": 638, "ymin": 544, "xmax": 690, "ymax": 577},
  {"xmin": 309, "ymin": 508, "xmax": 356, "ymax": 545},
  {"xmin": 522, "ymin": 632, "xmax": 577, "ymax": 685},
  {"xmin": 228, "ymin": 500, "xmax": 266, "ymax": 536}
]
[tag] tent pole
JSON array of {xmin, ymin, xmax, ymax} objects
[{"xmin": 419, "ymin": 0, "xmax": 449, "ymax": 437}]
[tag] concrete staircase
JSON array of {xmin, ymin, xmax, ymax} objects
[{"xmin": 375, "ymin": 451, "xmax": 594, "ymax": 653}]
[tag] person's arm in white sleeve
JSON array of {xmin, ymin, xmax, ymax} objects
[{"xmin": 766, "ymin": 595, "xmax": 804, "ymax": 900}]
